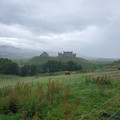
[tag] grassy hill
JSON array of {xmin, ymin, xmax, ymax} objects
[
  {"xmin": 28, "ymin": 56, "xmax": 89, "ymax": 65},
  {"xmin": 105, "ymin": 60, "xmax": 120, "ymax": 69},
  {"xmin": 28, "ymin": 56, "xmax": 104, "ymax": 70}
]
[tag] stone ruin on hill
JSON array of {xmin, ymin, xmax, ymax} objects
[
  {"xmin": 58, "ymin": 51, "xmax": 76, "ymax": 58},
  {"xmin": 40, "ymin": 51, "xmax": 76, "ymax": 58},
  {"xmin": 40, "ymin": 52, "xmax": 49, "ymax": 57}
]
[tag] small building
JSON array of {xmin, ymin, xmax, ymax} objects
[
  {"xmin": 58, "ymin": 51, "xmax": 76, "ymax": 58},
  {"xmin": 40, "ymin": 52, "xmax": 49, "ymax": 57}
]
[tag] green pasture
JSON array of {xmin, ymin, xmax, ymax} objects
[
  {"xmin": 0, "ymin": 69, "xmax": 120, "ymax": 119},
  {"xmin": 0, "ymin": 69, "xmax": 118, "ymax": 87}
]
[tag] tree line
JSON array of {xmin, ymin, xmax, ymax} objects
[{"xmin": 0, "ymin": 58, "xmax": 82, "ymax": 76}]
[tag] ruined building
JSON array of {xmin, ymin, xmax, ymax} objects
[
  {"xmin": 58, "ymin": 51, "xmax": 76, "ymax": 58},
  {"xmin": 40, "ymin": 52, "xmax": 49, "ymax": 57}
]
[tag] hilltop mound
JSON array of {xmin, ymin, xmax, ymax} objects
[
  {"xmin": 28, "ymin": 56, "xmax": 104, "ymax": 70},
  {"xmin": 28, "ymin": 56, "xmax": 89, "ymax": 65}
]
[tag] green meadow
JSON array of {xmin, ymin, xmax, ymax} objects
[{"xmin": 0, "ymin": 69, "xmax": 120, "ymax": 120}]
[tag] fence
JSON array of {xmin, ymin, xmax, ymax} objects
[{"xmin": 79, "ymin": 94, "xmax": 120, "ymax": 120}]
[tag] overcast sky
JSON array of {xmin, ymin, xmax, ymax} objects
[{"xmin": 0, "ymin": 0, "xmax": 120, "ymax": 58}]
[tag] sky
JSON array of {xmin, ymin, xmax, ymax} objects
[{"xmin": 0, "ymin": 0, "xmax": 120, "ymax": 58}]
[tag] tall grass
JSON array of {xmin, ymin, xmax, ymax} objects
[
  {"xmin": 85, "ymin": 75, "xmax": 113, "ymax": 97},
  {"xmin": 0, "ymin": 81, "xmax": 80, "ymax": 120},
  {"xmin": 85, "ymin": 75, "xmax": 112, "ymax": 86},
  {"xmin": 93, "ymin": 76, "xmax": 112, "ymax": 86}
]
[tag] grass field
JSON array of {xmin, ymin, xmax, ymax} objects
[{"xmin": 0, "ymin": 69, "xmax": 120, "ymax": 120}]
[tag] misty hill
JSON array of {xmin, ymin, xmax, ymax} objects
[
  {"xmin": 89, "ymin": 58, "xmax": 116, "ymax": 64},
  {"xmin": 0, "ymin": 45, "xmax": 20, "ymax": 57},
  {"xmin": 0, "ymin": 45, "xmax": 19, "ymax": 51},
  {"xmin": 0, "ymin": 45, "xmax": 41, "ymax": 57}
]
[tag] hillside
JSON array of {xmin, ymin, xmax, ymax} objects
[
  {"xmin": 0, "ymin": 45, "xmax": 20, "ymax": 57},
  {"xmin": 0, "ymin": 45, "xmax": 41, "ymax": 57},
  {"xmin": 105, "ymin": 60, "xmax": 120, "ymax": 69},
  {"xmin": 28, "ymin": 56, "xmax": 89, "ymax": 65},
  {"xmin": 89, "ymin": 58, "xmax": 116, "ymax": 64},
  {"xmin": 28, "ymin": 56, "xmax": 104, "ymax": 70}
]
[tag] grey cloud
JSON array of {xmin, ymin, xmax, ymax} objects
[{"xmin": 0, "ymin": 0, "xmax": 120, "ymax": 58}]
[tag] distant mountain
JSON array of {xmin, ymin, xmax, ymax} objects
[
  {"xmin": 0, "ymin": 45, "xmax": 20, "ymax": 57},
  {"xmin": 0, "ymin": 45, "xmax": 20, "ymax": 51},
  {"xmin": 0, "ymin": 45, "xmax": 41, "ymax": 57},
  {"xmin": 88, "ymin": 58, "xmax": 117, "ymax": 64}
]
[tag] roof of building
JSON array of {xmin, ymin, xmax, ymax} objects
[{"xmin": 40, "ymin": 52, "xmax": 49, "ymax": 57}]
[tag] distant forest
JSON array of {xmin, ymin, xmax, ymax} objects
[{"xmin": 0, "ymin": 58, "xmax": 82, "ymax": 76}]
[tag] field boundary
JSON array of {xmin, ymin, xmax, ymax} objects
[{"xmin": 79, "ymin": 94, "xmax": 120, "ymax": 120}]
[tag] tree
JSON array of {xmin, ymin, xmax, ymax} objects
[
  {"xmin": 19, "ymin": 65, "xmax": 29, "ymax": 76},
  {"xmin": 20, "ymin": 65, "xmax": 37, "ymax": 76},
  {"xmin": 43, "ymin": 60, "xmax": 59, "ymax": 73},
  {"xmin": 64, "ymin": 61, "xmax": 82, "ymax": 71},
  {"xmin": 0, "ymin": 58, "xmax": 19, "ymax": 75},
  {"xmin": 42, "ymin": 60, "xmax": 82, "ymax": 73}
]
